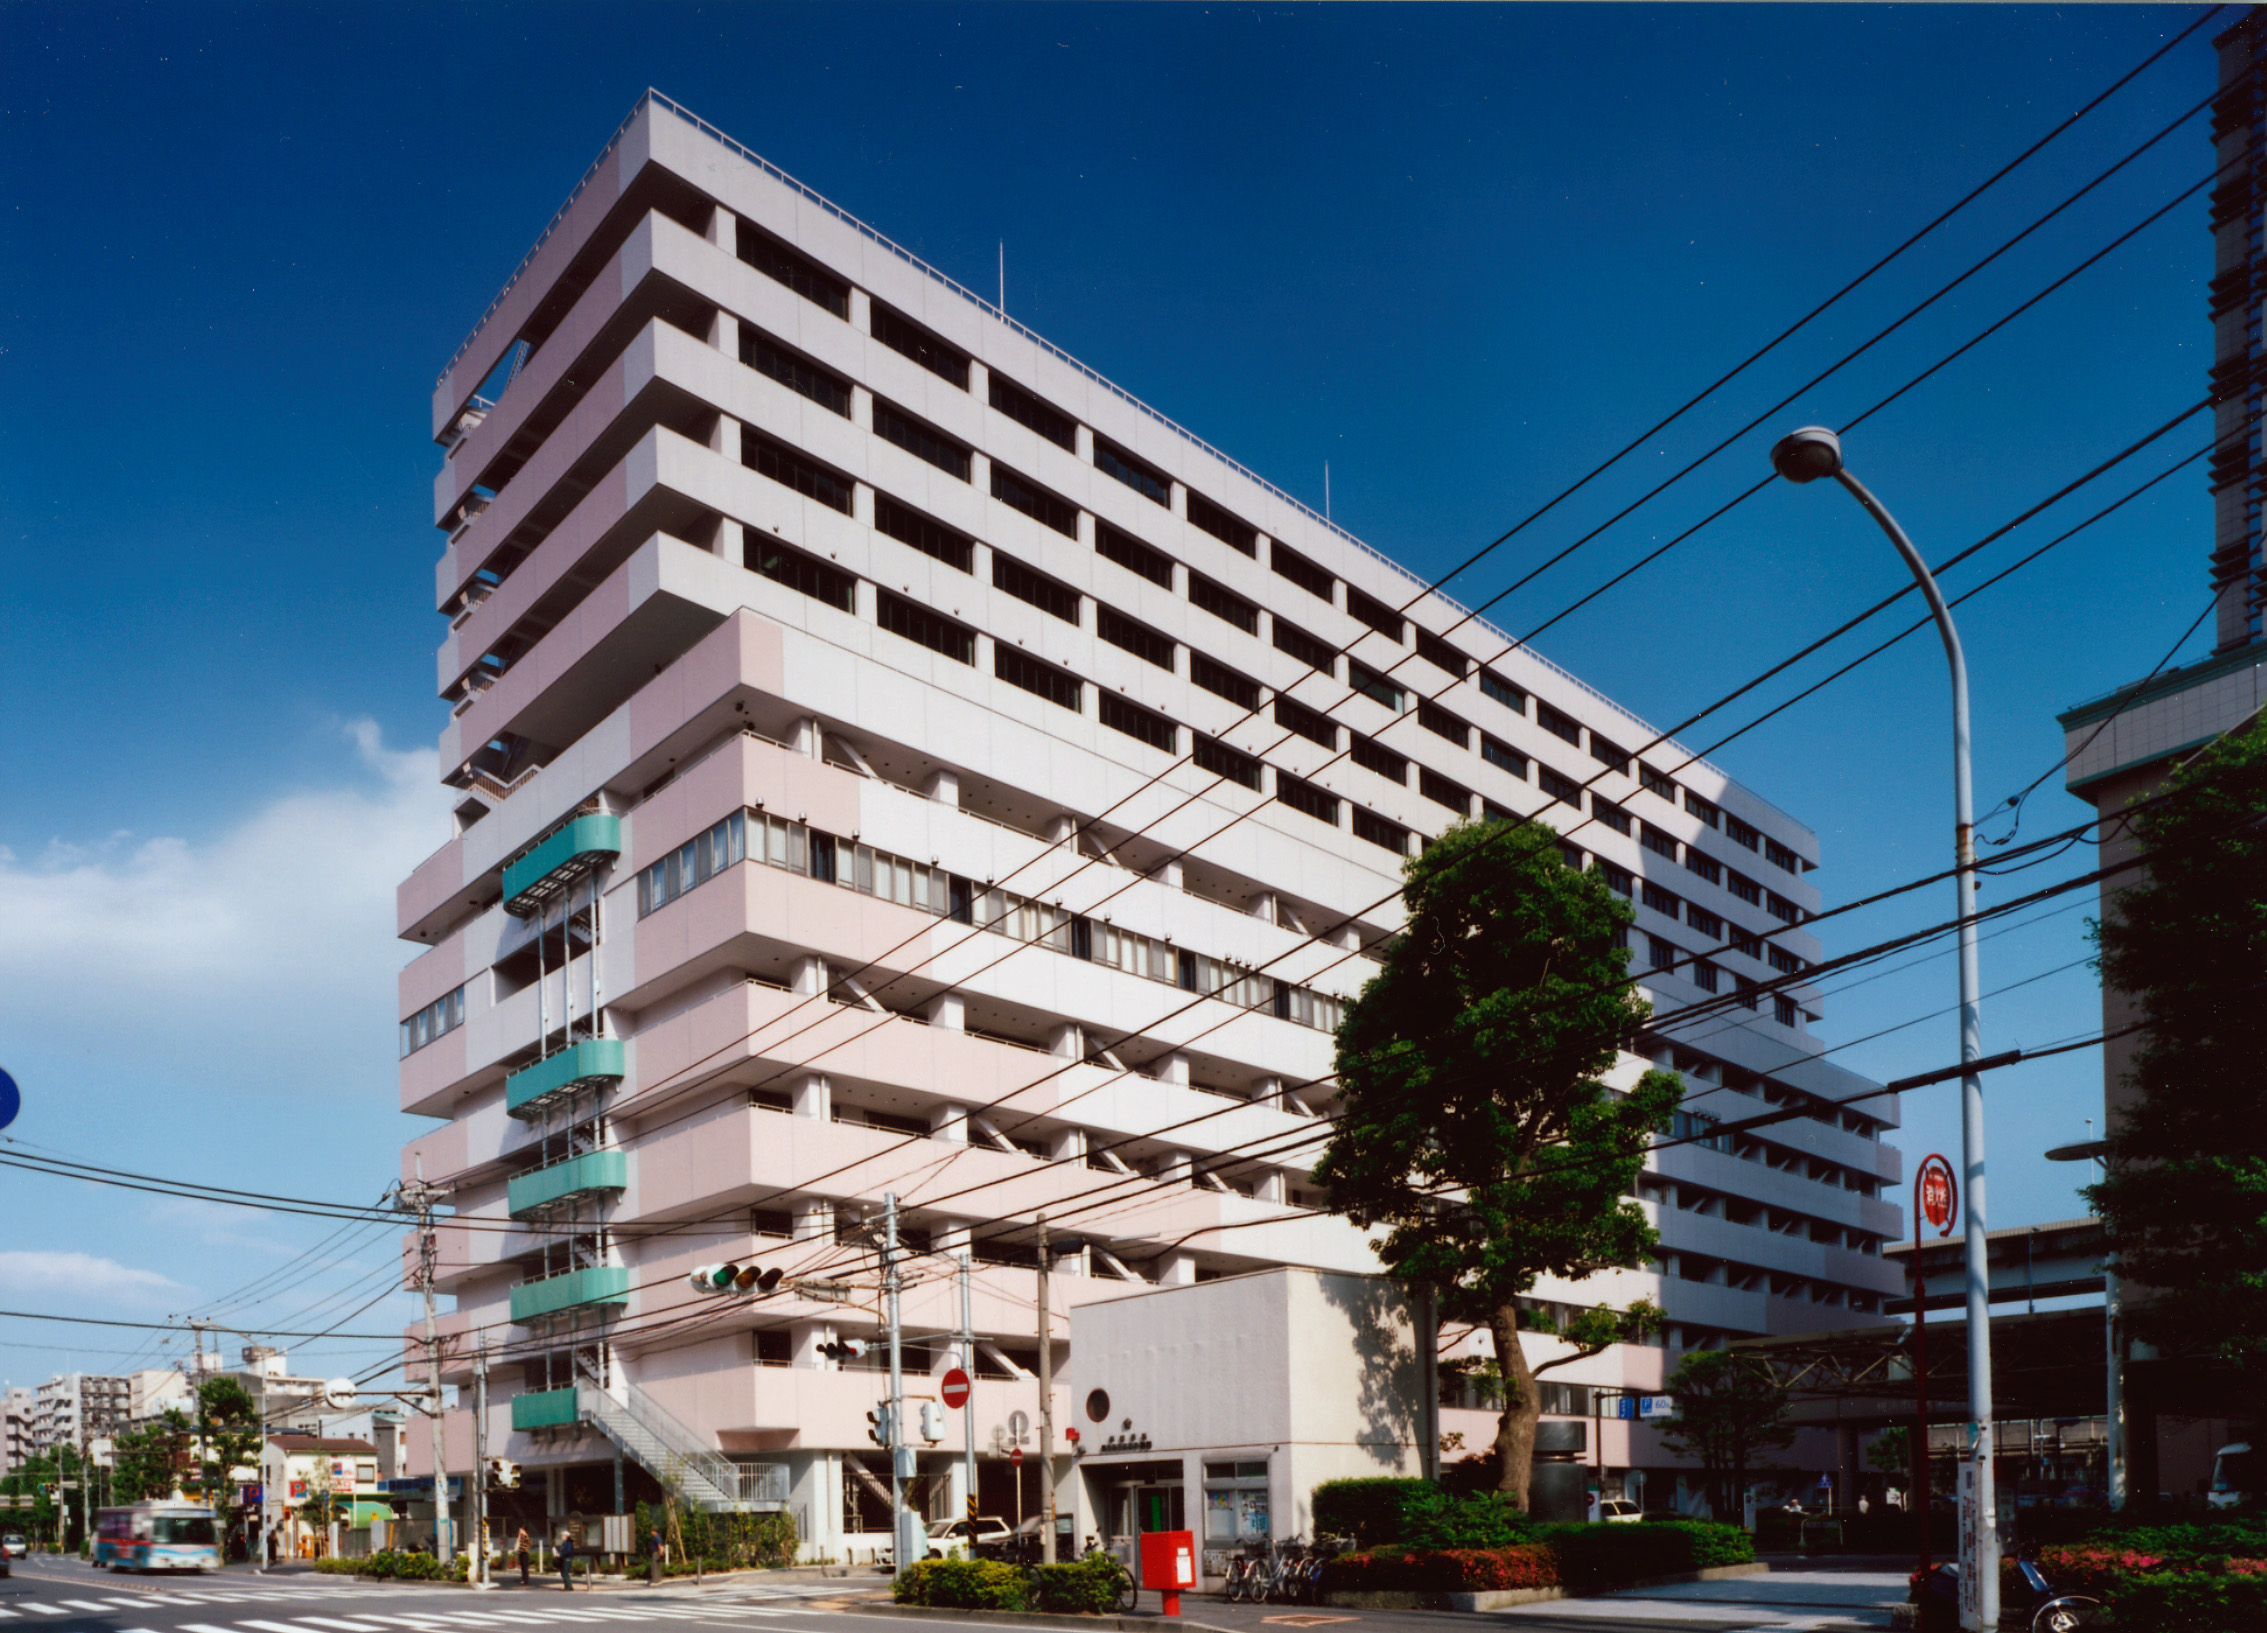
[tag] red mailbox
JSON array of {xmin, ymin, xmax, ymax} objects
[{"xmin": 1137, "ymin": 1529, "xmax": 1198, "ymax": 1617}]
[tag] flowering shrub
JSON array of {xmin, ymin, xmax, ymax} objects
[
  {"xmin": 1321, "ymin": 1544, "xmax": 1560, "ymax": 1593},
  {"xmin": 1322, "ymin": 1523, "xmax": 1751, "ymax": 1598}
]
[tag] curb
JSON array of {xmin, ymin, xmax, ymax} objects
[
  {"xmin": 851, "ymin": 1605, "xmax": 1237, "ymax": 1633},
  {"xmin": 1325, "ymin": 1560, "xmax": 1770, "ymax": 1612}
]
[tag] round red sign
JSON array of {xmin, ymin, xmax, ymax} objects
[
  {"xmin": 1010, "ymin": 1447, "xmax": 1023, "ymax": 1468},
  {"xmin": 1918, "ymin": 1155, "xmax": 1957, "ymax": 1236},
  {"xmin": 940, "ymin": 1367, "xmax": 971, "ymax": 1409}
]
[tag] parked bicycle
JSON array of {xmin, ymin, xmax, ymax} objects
[{"xmin": 1223, "ymin": 1538, "xmax": 1271, "ymax": 1603}]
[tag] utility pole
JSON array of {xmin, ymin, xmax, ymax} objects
[
  {"xmin": 395, "ymin": 1174, "xmax": 453, "ymax": 1564},
  {"xmin": 1037, "ymin": 1215, "xmax": 1055, "ymax": 1565},
  {"xmin": 473, "ymin": 1336, "xmax": 490, "ymax": 1588},
  {"xmin": 960, "ymin": 1252, "xmax": 977, "ymax": 1532},
  {"xmin": 884, "ymin": 1193, "xmax": 920, "ymax": 1570}
]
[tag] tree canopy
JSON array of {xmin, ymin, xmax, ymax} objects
[
  {"xmin": 1656, "ymin": 1349, "xmax": 1795, "ymax": 1520},
  {"xmin": 1314, "ymin": 815, "xmax": 1681, "ymax": 1508}
]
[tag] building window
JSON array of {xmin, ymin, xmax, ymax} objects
[
  {"xmin": 1270, "ymin": 542, "xmax": 1335, "ymax": 602},
  {"xmin": 1350, "ymin": 734, "xmax": 1408, "ymax": 784},
  {"xmin": 1590, "ymin": 735, "xmax": 1631, "ymax": 775},
  {"xmin": 1349, "ymin": 660, "xmax": 1406, "ymax": 713},
  {"xmin": 1194, "ymin": 733, "xmax": 1263, "ymax": 790},
  {"xmin": 1648, "ymin": 934, "xmax": 1678, "ymax": 974},
  {"xmin": 873, "ymin": 402, "xmax": 971, "ymax": 480},
  {"xmin": 993, "ymin": 553, "xmax": 1080, "ymax": 623},
  {"xmin": 742, "ymin": 330, "xmax": 849, "ymax": 416},
  {"xmin": 1272, "ymin": 617, "xmax": 1336, "ymax": 677},
  {"xmin": 874, "ymin": 495, "xmax": 974, "ymax": 573},
  {"xmin": 1274, "ymin": 695, "xmax": 1338, "ymax": 750},
  {"xmin": 870, "ymin": 303, "xmax": 969, "ymax": 387},
  {"xmin": 1641, "ymin": 764, "xmax": 1678, "ymax": 802},
  {"xmin": 988, "ymin": 375, "xmax": 1075, "ymax": 449},
  {"xmin": 1345, "ymin": 585, "xmax": 1405, "ymax": 642},
  {"xmin": 1414, "ymin": 628, "xmax": 1468, "ymax": 678},
  {"xmin": 1764, "ymin": 837, "xmax": 1803, "ymax": 874},
  {"xmin": 1684, "ymin": 791, "xmax": 1722, "ymax": 829},
  {"xmin": 1419, "ymin": 768, "xmax": 1471, "ymax": 816},
  {"xmin": 1767, "ymin": 945, "xmax": 1804, "ymax": 975},
  {"xmin": 1190, "ymin": 653, "xmax": 1261, "ymax": 709},
  {"xmin": 1765, "ymin": 892, "xmax": 1802, "ymax": 925},
  {"xmin": 1276, "ymin": 773, "xmax": 1339, "ymax": 826},
  {"xmin": 1685, "ymin": 849, "xmax": 1723, "ymax": 886},
  {"xmin": 1417, "ymin": 701, "xmax": 1471, "ymax": 751},
  {"xmin": 1189, "ymin": 572, "xmax": 1259, "ymax": 634},
  {"xmin": 1559, "ymin": 839, "xmax": 1583, "ymax": 870},
  {"xmin": 1482, "ymin": 735, "xmax": 1528, "ymax": 779},
  {"xmin": 1736, "ymin": 976, "xmax": 1760, "ymax": 1012},
  {"xmin": 991, "ymin": 465, "xmax": 1079, "ymax": 537},
  {"xmin": 400, "ymin": 985, "xmax": 466, "ymax": 1058},
  {"xmin": 1642, "ymin": 881, "xmax": 1681, "ymax": 918},
  {"xmin": 1098, "ymin": 607, "xmax": 1175, "ymax": 670},
  {"xmin": 994, "ymin": 648, "xmax": 1082, "ymax": 712},
  {"xmin": 1730, "ymin": 926, "xmax": 1762, "ymax": 958},
  {"xmin": 1640, "ymin": 823, "xmax": 1678, "ymax": 861},
  {"xmin": 876, "ymin": 592, "xmax": 975, "ymax": 664},
  {"xmin": 1100, "ymin": 694, "xmax": 1176, "ymax": 753},
  {"xmin": 1597, "ymin": 861, "xmax": 1634, "ymax": 898},
  {"xmin": 1353, "ymin": 808, "xmax": 1411, "ymax": 855},
  {"xmin": 1479, "ymin": 669, "xmax": 1526, "ymax": 713},
  {"xmin": 637, "ymin": 810, "xmax": 746, "ymax": 917},
  {"xmin": 1187, "ymin": 492, "xmax": 1257, "ymax": 556},
  {"xmin": 1097, "ymin": 522, "xmax": 1174, "ymax": 589},
  {"xmin": 738, "ymin": 230, "xmax": 849, "ymax": 318},
  {"xmin": 1537, "ymin": 702, "xmax": 1582, "ymax": 747},
  {"xmin": 744, "ymin": 431, "xmax": 852, "ymax": 513},
  {"xmin": 1727, "ymin": 870, "xmax": 1762, "ymax": 905},
  {"xmin": 1673, "ymin": 1109, "xmax": 1730, "ymax": 1151},
  {"xmin": 1686, "ymin": 904, "xmax": 1723, "ymax": 940},
  {"xmin": 1774, "ymin": 995, "xmax": 1801, "ymax": 1029},
  {"xmin": 1591, "ymin": 797, "xmax": 1632, "ymax": 836},
  {"xmin": 1538, "ymin": 765, "xmax": 1580, "ymax": 805},
  {"xmin": 751, "ymin": 537, "xmax": 855, "ymax": 611},
  {"xmin": 1095, "ymin": 440, "xmax": 1170, "ymax": 505},
  {"xmin": 1726, "ymin": 814, "xmax": 1761, "ymax": 851}
]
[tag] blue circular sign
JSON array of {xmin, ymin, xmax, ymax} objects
[{"xmin": 0, "ymin": 1067, "xmax": 18, "ymax": 1133}]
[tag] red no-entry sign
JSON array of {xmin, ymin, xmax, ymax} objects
[
  {"xmin": 1010, "ymin": 1447, "xmax": 1023, "ymax": 1468},
  {"xmin": 941, "ymin": 1367, "xmax": 971, "ymax": 1409}
]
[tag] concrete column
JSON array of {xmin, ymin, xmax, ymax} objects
[
  {"xmin": 1255, "ymin": 1074, "xmax": 1284, "ymax": 1106},
  {"xmin": 930, "ymin": 1102, "xmax": 968, "ymax": 1144},
  {"xmin": 709, "ymin": 307, "xmax": 740, "ymax": 357},
  {"xmin": 710, "ymin": 515, "xmax": 745, "ymax": 565},
  {"xmin": 793, "ymin": 1073, "xmax": 833, "ymax": 1120},
  {"xmin": 791, "ymin": 1321, "xmax": 836, "ymax": 1369},
  {"xmin": 854, "ymin": 577, "xmax": 877, "ymax": 621},
  {"xmin": 1074, "ymin": 425, "xmax": 1094, "ymax": 461},
  {"xmin": 1153, "ymin": 860, "xmax": 1185, "ymax": 890},
  {"xmin": 794, "ymin": 1200, "xmax": 835, "ymax": 1244},
  {"xmin": 851, "ymin": 384, "xmax": 872, "ymax": 430},
  {"xmin": 1050, "ymin": 1024, "xmax": 1084, "ymax": 1061},
  {"xmin": 927, "ymin": 991, "xmax": 966, "ymax": 1030},
  {"xmin": 790, "ymin": 720, "xmax": 825, "ymax": 762},
  {"xmin": 971, "ymin": 450, "xmax": 990, "ymax": 494},
  {"xmin": 853, "ymin": 483, "xmax": 875, "ymax": 527},
  {"xmin": 711, "ymin": 414, "xmax": 742, "ymax": 462},
  {"xmin": 1049, "ymin": 1128, "xmax": 1086, "ymax": 1165},
  {"xmin": 1836, "ymin": 1423, "xmax": 1859, "ymax": 1516},
  {"xmin": 925, "ymin": 769, "xmax": 961, "ymax": 809},
  {"xmin": 791, "ymin": 954, "xmax": 828, "ymax": 995},
  {"xmin": 1169, "ymin": 482, "xmax": 1187, "ymax": 521},
  {"xmin": 1151, "ymin": 1053, "xmax": 1190, "ymax": 1086},
  {"xmin": 968, "ymin": 360, "xmax": 988, "ymax": 401},
  {"xmin": 932, "ymin": 1220, "xmax": 972, "ymax": 1255},
  {"xmin": 1076, "ymin": 508, "xmax": 1094, "ymax": 548},
  {"xmin": 1249, "ymin": 890, "xmax": 1277, "ymax": 924},
  {"xmin": 849, "ymin": 288, "xmax": 871, "ymax": 334},
  {"xmin": 1154, "ymin": 1151, "xmax": 1192, "ymax": 1187},
  {"xmin": 706, "ymin": 205, "xmax": 738, "ymax": 258},
  {"xmin": 1046, "ymin": 814, "xmax": 1078, "ymax": 846},
  {"xmin": 1155, "ymin": 1253, "xmax": 1197, "ymax": 1287},
  {"xmin": 1254, "ymin": 1171, "xmax": 1287, "ymax": 1205}
]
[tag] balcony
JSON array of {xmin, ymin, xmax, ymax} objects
[
  {"xmin": 510, "ymin": 1387, "xmax": 579, "ymax": 1431},
  {"xmin": 505, "ymin": 1038, "xmax": 626, "ymax": 1119},
  {"xmin": 509, "ymin": 1265, "xmax": 631, "ymax": 1324},
  {"xmin": 502, "ymin": 813, "xmax": 622, "ymax": 917},
  {"xmin": 507, "ymin": 1150, "xmax": 629, "ymax": 1219}
]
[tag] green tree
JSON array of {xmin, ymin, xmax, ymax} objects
[
  {"xmin": 1865, "ymin": 1424, "xmax": 1911, "ymax": 1480},
  {"xmin": 195, "ymin": 1377, "xmax": 263, "ymax": 1506},
  {"xmin": 112, "ymin": 1409, "xmax": 192, "ymax": 1504},
  {"xmin": 1314, "ymin": 816, "xmax": 1681, "ymax": 1509},
  {"xmin": 2085, "ymin": 719, "xmax": 2267, "ymax": 1392},
  {"xmin": 1655, "ymin": 1349, "xmax": 1795, "ymax": 1522}
]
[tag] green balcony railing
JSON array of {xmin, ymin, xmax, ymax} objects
[
  {"xmin": 507, "ymin": 1149, "xmax": 628, "ymax": 1219},
  {"xmin": 510, "ymin": 1387, "xmax": 580, "ymax": 1431},
  {"xmin": 502, "ymin": 813, "xmax": 622, "ymax": 917},
  {"xmin": 509, "ymin": 1265, "xmax": 630, "ymax": 1324},
  {"xmin": 505, "ymin": 1038, "xmax": 626, "ymax": 1119}
]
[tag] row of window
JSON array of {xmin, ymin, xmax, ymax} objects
[
  {"xmin": 634, "ymin": 810, "xmax": 1348, "ymax": 1032},
  {"xmin": 400, "ymin": 985, "xmax": 468, "ymax": 1058}
]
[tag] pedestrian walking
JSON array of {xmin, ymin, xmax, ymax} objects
[
  {"xmin": 558, "ymin": 1527, "xmax": 576, "ymax": 1592},
  {"xmin": 516, "ymin": 1526, "xmax": 531, "ymax": 1586},
  {"xmin": 648, "ymin": 1523, "xmax": 664, "ymax": 1584}
]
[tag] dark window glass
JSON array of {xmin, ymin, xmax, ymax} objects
[
  {"xmin": 874, "ymin": 495, "xmax": 974, "ymax": 573},
  {"xmin": 1190, "ymin": 653, "xmax": 1260, "ymax": 709},
  {"xmin": 1559, "ymin": 840, "xmax": 1585, "ymax": 871},
  {"xmin": 992, "ymin": 553, "xmax": 1079, "ymax": 623},
  {"xmin": 1344, "ymin": 585, "xmax": 1405, "ymax": 642},
  {"xmin": 1728, "ymin": 870, "xmax": 1762, "ymax": 905},
  {"xmin": 1684, "ymin": 791, "xmax": 1722, "ymax": 829},
  {"xmin": 1685, "ymin": 849, "xmax": 1722, "ymax": 886},
  {"xmin": 876, "ymin": 592, "xmax": 974, "ymax": 663},
  {"xmin": 1352, "ymin": 808, "xmax": 1410, "ymax": 855},
  {"xmin": 1193, "ymin": 733, "xmax": 1262, "ymax": 790},
  {"xmin": 1272, "ymin": 617, "xmax": 1336, "ymax": 677},
  {"xmin": 1538, "ymin": 765, "xmax": 1581, "ymax": 805},
  {"xmin": 1419, "ymin": 768, "xmax": 1470, "ymax": 816},
  {"xmin": 1726, "ymin": 814, "xmax": 1761, "ymax": 850},
  {"xmin": 1186, "ymin": 492, "xmax": 1257, "ymax": 555},
  {"xmin": 1097, "ymin": 522, "xmax": 1174, "ymax": 589},
  {"xmin": 1481, "ymin": 735, "xmax": 1528, "ymax": 779},
  {"xmin": 1598, "ymin": 861, "xmax": 1634, "ymax": 897},
  {"xmin": 1349, "ymin": 660, "xmax": 1406, "ymax": 712},
  {"xmin": 1591, "ymin": 797, "xmax": 1632, "ymax": 835},
  {"xmin": 1276, "ymin": 773, "xmax": 1340, "ymax": 826},
  {"xmin": 1414, "ymin": 629, "xmax": 1469, "ymax": 678},
  {"xmin": 751, "ymin": 538, "xmax": 854, "ymax": 610},
  {"xmin": 1350, "ymin": 734, "xmax": 1408, "ymax": 784},
  {"xmin": 1642, "ymin": 881, "xmax": 1681, "ymax": 917},
  {"xmin": 738, "ymin": 231, "xmax": 849, "ymax": 318},
  {"xmin": 1766, "ymin": 892, "xmax": 1801, "ymax": 925},
  {"xmin": 742, "ymin": 331, "xmax": 849, "ymax": 415},
  {"xmin": 1641, "ymin": 823, "xmax": 1679, "ymax": 860},
  {"xmin": 1687, "ymin": 903, "xmax": 1723, "ymax": 939},
  {"xmin": 1189, "ymin": 573, "xmax": 1258, "ymax": 634},
  {"xmin": 745, "ymin": 432, "xmax": 852, "ymax": 513},
  {"xmin": 1642, "ymin": 764, "xmax": 1680, "ymax": 803},
  {"xmin": 1590, "ymin": 734, "xmax": 1631, "ymax": 774},
  {"xmin": 874, "ymin": 402, "xmax": 970, "ymax": 480},
  {"xmin": 1095, "ymin": 440, "xmax": 1170, "ymax": 505},
  {"xmin": 1274, "ymin": 696, "xmax": 1338, "ymax": 750},
  {"xmin": 1649, "ymin": 935, "xmax": 1678, "ymax": 974},
  {"xmin": 1099, "ymin": 693, "xmax": 1175, "ymax": 752},
  {"xmin": 991, "ymin": 465, "xmax": 1079, "ymax": 537},
  {"xmin": 1765, "ymin": 837, "xmax": 1803, "ymax": 874},
  {"xmin": 1538, "ymin": 703, "xmax": 1583, "ymax": 747},
  {"xmin": 1483, "ymin": 798, "xmax": 1518, "ymax": 826},
  {"xmin": 994, "ymin": 647, "xmax": 1082, "ymax": 711},
  {"xmin": 1098, "ymin": 607, "xmax": 1175, "ymax": 670},
  {"xmin": 1269, "ymin": 542, "xmax": 1335, "ymax": 602},
  {"xmin": 1479, "ymin": 669, "xmax": 1526, "ymax": 713},
  {"xmin": 987, "ymin": 375, "xmax": 1075, "ymax": 449},
  {"xmin": 870, "ymin": 304, "xmax": 969, "ymax": 387},
  {"xmin": 1417, "ymin": 701, "xmax": 1470, "ymax": 750}
]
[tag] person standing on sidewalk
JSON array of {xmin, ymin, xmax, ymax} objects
[
  {"xmin": 648, "ymin": 1523, "xmax": 664, "ymax": 1584},
  {"xmin": 557, "ymin": 1527, "xmax": 576, "ymax": 1592},
  {"xmin": 515, "ymin": 1526, "xmax": 531, "ymax": 1586}
]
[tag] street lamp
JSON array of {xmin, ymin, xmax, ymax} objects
[
  {"xmin": 1770, "ymin": 427, "xmax": 1997, "ymax": 1632},
  {"xmin": 2045, "ymin": 1132, "xmax": 2120, "ymax": 1510}
]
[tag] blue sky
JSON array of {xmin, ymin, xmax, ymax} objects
[{"xmin": 0, "ymin": 3, "xmax": 2221, "ymax": 1382}]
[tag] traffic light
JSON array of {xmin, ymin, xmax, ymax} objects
[
  {"xmin": 487, "ymin": 1457, "xmax": 520, "ymax": 1490},
  {"xmin": 865, "ymin": 1404, "xmax": 895, "ymax": 1447},
  {"xmin": 817, "ymin": 1338, "xmax": 869, "ymax": 1361},
  {"xmin": 687, "ymin": 1262, "xmax": 786, "ymax": 1295},
  {"xmin": 918, "ymin": 1401, "xmax": 944, "ymax": 1443}
]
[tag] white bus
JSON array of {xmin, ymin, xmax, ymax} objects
[{"xmin": 93, "ymin": 1503, "xmax": 220, "ymax": 1572}]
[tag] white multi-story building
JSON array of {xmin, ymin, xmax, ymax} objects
[
  {"xmin": 396, "ymin": 92, "xmax": 1903, "ymax": 1550},
  {"xmin": 33, "ymin": 1373, "xmax": 129, "ymax": 1454},
  {"xmin": 0, "ymin": 1388, "xmax": 34, "ymax": 1475}
]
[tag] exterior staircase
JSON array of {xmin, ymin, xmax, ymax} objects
[{"xmin": 574, "ymin": 1381, "xmax": 788, "ymax": 1512}]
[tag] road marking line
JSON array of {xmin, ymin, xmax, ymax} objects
[
  {"xmin": 21, "ymin": 1607, "xmax": 66, "ymax": 1617},
  {"xmin": 179, "ymin": 1622, "xmax": 247, "ymax": 1633},
  {"xmin": 58, "ymin": 1602, "xmax": 121, "ymax": 1612},
  {"xmin": 287, "ymin": 1617, "xmax": 395, "ymax": 1630},
  {"xmin": 99, "ymin": 1601, "xmax": 151, "ymax": 1609}
]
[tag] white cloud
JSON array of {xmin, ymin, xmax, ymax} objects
[
  {"xmin": 0, "ymin": 719, "xmax": 452, "ymax": 1099},
  {"xmin": 0, "ymin": 1249, "xmax": 183, "ymax": 1305}
]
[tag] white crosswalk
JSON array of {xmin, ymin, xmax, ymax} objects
[{"xmin": 0, "ymin": 1599, "xmax": 802, "ymax": 1631}]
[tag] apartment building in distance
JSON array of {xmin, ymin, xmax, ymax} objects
[
  {"xmin": 33, "ymin": 1373, "xmax": 130, "ymax": 1454},
  {"xmin": 396, "ymin": 92, "xmax": 1903, "ymax": 1551},
  {"xmin": 0, "ymin": 1389, "xmax": 33, "ymax": 1475}
]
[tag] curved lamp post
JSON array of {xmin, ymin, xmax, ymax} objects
[{"xmin": 1769, "ymin": 427, "xmax": 1996, "ymax": 1631}]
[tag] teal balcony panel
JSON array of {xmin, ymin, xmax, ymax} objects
[
  {"xmin": 507, "ymin": 1149, "xmax": 629, "ymax": 1218},
  {"xmin": 503, "ymin": 814, "xmax": 622, "ymax": 917},
  {"xmin": 509, "ymin": 1265, "xmax": 631, "ymax": 1324},
  {"xmin": 505, "ymin": 1038, "xmax": 626, "ymax": 1119},
  {"xmin": 510, "ymin": 1387, "xmax": 580, "ymax": 1431}
]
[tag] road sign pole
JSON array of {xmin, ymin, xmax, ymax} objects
[
  {"xmin": 1913, "ymin": 1154, "xmax": 1957, "ymax": 1587},
  {"xmin": 961, "ymin": 1252, "xmax": 977, "ymax": 1530}
]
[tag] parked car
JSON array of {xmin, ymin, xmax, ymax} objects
[
  {"xmin": 0, "ymin": 1534, "xmax": 21, "ymax": 1559},
  {"xmin": 924, "ymin": 1516, "xmax": 1016, "ymax": 1560},
  {"xmin": 1597, "ymin": 1498, "xmax": 1644, "ymax": 1523}
]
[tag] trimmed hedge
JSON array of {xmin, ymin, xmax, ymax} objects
[
  {"xmin": 1322, "ymin": 1521, "xmax": 1751, "ymax": 1598},
  {"xmin": 1323, "ymin": 1544, "xmax": 1560, "ymax": 1592},
  {"xmin": 893, "ymin": 1558, "xmax": 1026, "ymax": 1610},
  {"xmin": 309, "ymin": 1550, "xmax": 469, "ymax": 1581},
  {"xmin": 1313, "ymin": 1478, "xmax": 1445, "ymax": 1550},
  {"xmin": 1027, "ymin": 1553, "xmax": 1129, "ymax": 1613}
]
